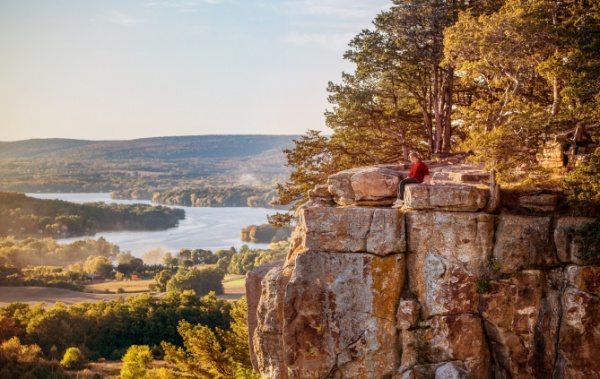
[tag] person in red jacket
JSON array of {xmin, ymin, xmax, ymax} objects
[{"xmin": 393, "ymin": 152, "xmax": 430, "ymax": 208}]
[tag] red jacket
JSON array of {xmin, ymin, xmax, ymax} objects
[{"xmin": 408, "ymin": 161, "xmax": 429, "ymax": 182}]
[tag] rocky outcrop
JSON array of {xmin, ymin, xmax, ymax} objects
[{"xmin": 247, "ymin": 165, "xmax": 598, "ymax": 379}]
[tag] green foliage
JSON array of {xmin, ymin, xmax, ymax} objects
[
  {"xmin": 162, "ymin": 297, "xmax": 259, "ymax": 379},
  {"xmin": 565, "ymin": 147, "xmax": 600, "ymax": 203},
  {"xmin": 0, "ymin": 292, "xmax": 233, "ymax": 360},
  {"xmin": 166, "ymin": 267, "xmax": 225, "ymax": 296},
  {"xmin": 60, "ymin": 346, "xmax": 87, "ymax": 370},
  {"xmin": 121, "ymin": 345, "xmax": 154, "ymax": 379},
  {"xmin": 444, "ymin": 0, "xmax": 600, "ymax": 177},
  {"xmin": 0, "ymin": 192, "xmax": 185, "ymax": 238},
  {"xmin": 569, "ymin": 218, "xmax": 600, "ymax": 264},
  {"xmin": 152, "ymin": 270, "xmax": 173, "ymax": 292},
  {"xmin": 240, "ymin": 223, "xmax": 292, "ymax": 243},
  {"xmin": 0, "ymin": 236, "xmax": 118, "ymax": 268},
  {"xmin": 0, "ymin": 337, "xmax": 71, "ymax": 379}
]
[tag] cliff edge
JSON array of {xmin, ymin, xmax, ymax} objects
[{"xmin": 246, "ymin": 165, "xmax": 598, "ymax": 379}]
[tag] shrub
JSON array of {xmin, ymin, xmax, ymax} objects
[{"xmin": 60, "ymin": 347, "xmax": 87, "ymax": 370}]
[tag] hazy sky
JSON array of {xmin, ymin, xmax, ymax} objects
[{"xmin": 0, "ymin": 0, "xmax": 390, "ymax": 141}]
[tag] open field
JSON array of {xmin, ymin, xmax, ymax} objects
[
  {"xmin": 0, "ymin": 277, "xmax": 247, "ymax": 307},
  {"xmin": 85, "ymin": 279, "xmax": 154, "ymax": 294},
  {"xmin": 0, "ymin": 286, "xmax": 146, "ymax": 308}
]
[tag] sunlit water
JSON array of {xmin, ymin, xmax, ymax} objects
[{"xmin": 27, "ymin": 193, "xmax": 276, "ymax": 258}]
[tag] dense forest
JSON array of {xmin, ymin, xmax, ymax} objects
[
  {"xmin": 0, "ymin": 192, "xmax": 185, "ymax": 238},
  {"xmin": 272, "ymin": 0, "xmax": 600, "ymax": 226}
]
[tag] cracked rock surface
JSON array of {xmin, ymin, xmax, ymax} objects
[{"xmin": 248, "ymin": 169, "xmax": 598, "ymax": 379}]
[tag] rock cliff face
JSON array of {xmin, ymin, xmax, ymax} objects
[{"xmin": 247, "ymin": 165, "xmax": 598, "ymax": 379}]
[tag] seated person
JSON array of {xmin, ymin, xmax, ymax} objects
[{"xmin": 393, "ymin": 152, "xmax": 430, "ymax": 208}]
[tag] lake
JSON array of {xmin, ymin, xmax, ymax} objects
[{"xmin": 27, "ymin": 193, "xmax": 277, "ymax": 258}]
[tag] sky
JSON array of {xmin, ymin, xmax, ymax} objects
[{"xmin": 0, "ymin": 0, "xmax": 391, "ymax": 141}]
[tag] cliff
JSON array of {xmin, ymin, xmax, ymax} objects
[{"xmin": 246, "ymin": 165, "xmax": 599, "ymax": 379}]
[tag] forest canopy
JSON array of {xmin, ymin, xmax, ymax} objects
[
  {"xmin": 272, "ymin": 0, "xmax": 600, "ymax": 223},
  {"xmin": 0, "ymin": 192, "xmax": 185, "ymax": 238}
]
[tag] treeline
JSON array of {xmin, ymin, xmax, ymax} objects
[
  {"xmin": 112, "ymin": 185, "xmax": 282, "ymax": 208},
  {"xmin": 0, "ymin": 192, "xmax": 185, "ymax": 237},
  {"xmin": 0, "ymin": 291, "xmax": 232, "ymax": 361},
  {"xmin": 240, "ymin": 223, "xmax": 292, "ymax": 243},
  {"xmin": 0, "ymin": 136, "xmax": 293, "ymax": 200},
  {"xmin": 0, "ymin": 237, "xmax": 118, "ymax": 268}
]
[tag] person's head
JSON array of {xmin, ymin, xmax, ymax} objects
[{"xmin": 409, "ymin": 152, "xmax": 420, "ymax": 163}]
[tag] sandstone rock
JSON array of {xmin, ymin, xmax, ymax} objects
[
  {"xmin": 537, "ymin": 141, "xmax": 565, "ymax": 171},
  {"xmin": 404, "ymin": 184, "xmax": 489, "ymax": 212},
  {"xmin": 531, "ymin": 268, "xmax": 563, "ymax": 378},
  {"xmin": 519, "ymin": 194, "xmax": 558, "ymax": 212},
  {"xmin": 555, "ymin": 286, "xmax": 600, "ymax": 377},
  {"xmin": 435, "ymin": 362, "xmax": 470, "ymax": 379},
  {"xmin": 407, "ymin": 212, "xmax": 494, "ymax": 318},
  {"xmin": 480, "ymin": 270, "xmax": 545, "ymax": 378},
  {"xmin": 298, "ymin": 206, "xmax": 406, "ymax": 256},
  {"xmin": 448, "ymin": 171, "xmax": 490, "ymax": 184},
  {"xmin": 328, "ymin": 165, "xmax": 402, "ymax": 205},
  {"xmin": 399, "ymin": 330, "xmax": 419, "ymax": 374},
  {"xmin": 397, "ymin": 299, "xmax": 421, "ymax": 330},
  {"xmin": 246, "ymin": 261, "xmax": 284, "ymax": 371},
  {"xmin": 352, "ymin": 169, "xmax": 401, "ymax": 201},
  {"xmin": 400, "ymin": 314, "xmax": 489, "ymax": 379},
  {"xmin": 566, "ymin": 265, "xmax": 600, "ymax": 295},
  {"xmin": 493, "ymin": 215, "xmax": 557, "ymax": 273},
  {"xmin": 253, "ymin": 263, "xmax": 294, "ymax": 379},
  {"xmin": 283, "ymin": 251, "xmax": 405, "ymax": 379},
  {"xmin": 308, "ymin": 184, "xmax": 332, "ymax": 199},
  {"xmin": 554, "ymin": 217, "xmax": 595, "ymax": 264}
]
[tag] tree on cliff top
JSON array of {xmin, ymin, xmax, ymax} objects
[{"xmin": 444, "ymin": 0, "xmax": 600, "ymax": 177}]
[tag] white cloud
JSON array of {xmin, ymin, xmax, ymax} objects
[
  {"xmin": 105, "ymin": 10, "xmax": 144, "ymax": 25},
  {"xmin": 283, "ymin": 31, "xmax": 355, "ymax": 50}
]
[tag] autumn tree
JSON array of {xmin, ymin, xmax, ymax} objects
[{"xmin": 444, "ymin": 0, "xmax": 600, "ymax": 177}]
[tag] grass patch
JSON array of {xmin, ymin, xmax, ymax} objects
[
  {"xmin": 223, "ymin": 278, "xmax": 246, "ymax": 289},
  {"xmin": 85, "ymin": 279, "xmax": 153, "ymax": 294}
]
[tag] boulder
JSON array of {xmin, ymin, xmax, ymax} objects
[
  {"xmin": 298, "ymin": 206, "xmax": 406, "ymax": 256},
  {"xmin": 308, "ymin": 184, "xmax": 332, "ymax": 200},
  {"xmin": 328, "ymin": 165, "xmax": 403, "ymax": 205},
  {"xmin": 554, "ymin": 217, "xmax": 595, "ymax": 264},
  {"xmin": 404, "ymin": 184, "xmax": 489, "ymax": 212},
  {"xmin": 283, "ymin": 251, "xmax": 406, "ymax": 379},
  {"xmin": 493, "ymin": 215, "xmax": 557, "ymax": 273},
  {"xmin": 448, "ymin": 171, "xmax": 490, "ymax": 184},
  {"xmin": 518, "ymin": 194, "xmax": 558, "ymax": 212}
]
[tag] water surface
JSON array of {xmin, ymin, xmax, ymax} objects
[{"xmin": 28, "ymin": 193, "xmax": 276, "ymax": 257}]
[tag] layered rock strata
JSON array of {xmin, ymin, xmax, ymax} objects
[{"xmin": 247, "ymin": 166, "xmax": 598, "ymax": 379}]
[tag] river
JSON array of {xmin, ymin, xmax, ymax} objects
[{"xmin": 27, "ymin": 193, "xmax": 277, "ymax": 258}]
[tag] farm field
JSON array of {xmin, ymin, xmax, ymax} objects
[{"xmin": 0, "ymin": 276, "xmax": 247, "ymax": 307}]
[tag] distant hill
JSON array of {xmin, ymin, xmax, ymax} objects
[
  {"xmin": 0, "ymin": 135, "xmax": 298, "ymax": 161},
  {"xmin": 0, "ymin": 138, "xmax": 96, "ymax": 159},
  {"xmin": 0, "ymin": 135, "xmax": 300, "ymax": 195}
]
